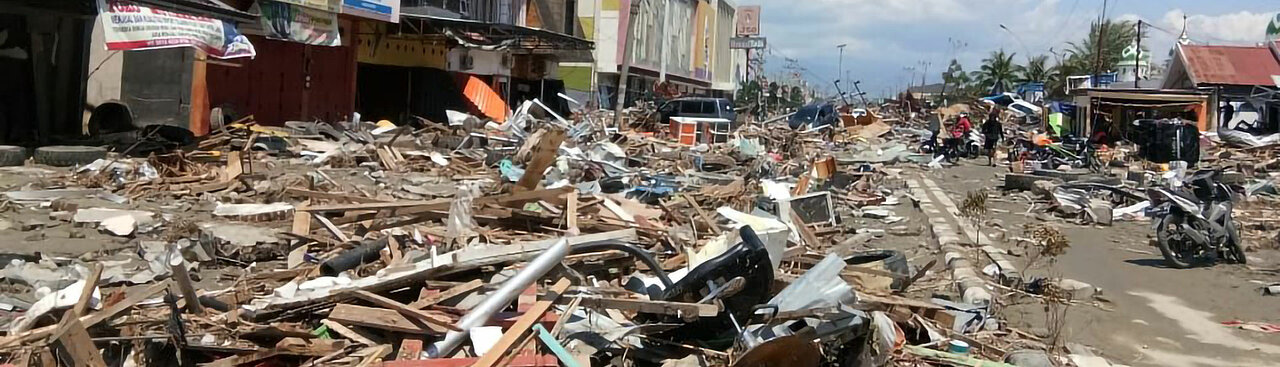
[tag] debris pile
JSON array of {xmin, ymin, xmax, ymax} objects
[{"xmin": 0, "ymin": 102, "xmax": 1119, "ymax": 366}]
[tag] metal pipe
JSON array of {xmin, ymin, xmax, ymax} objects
[{"xmin": 426, "ymin": 238, "xmax": 571, "ymax": 358}]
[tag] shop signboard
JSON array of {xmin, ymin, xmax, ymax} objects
[
  {"xmin": 342, "ymin": 0, "xmax": 401, "ymax": 23},
  {"xmin": 97, "ymin": 0, "xmax": 256, "ymax": 59},
  {"xmin": 261, "ymin": 1, "xmax": 342, "ymax": 46}
]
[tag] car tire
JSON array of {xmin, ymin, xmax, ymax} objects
[
  {"xmin": 33, "ymin": 146, "xmax": 108, "ymax": 167},
  {"xmin": 0, "ymin": 146, "xmax": 26, "ymax": 167}
]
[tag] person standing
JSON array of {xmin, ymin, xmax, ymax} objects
[
  {"xmin": 926, "ymin": 111, "xmax": 941, "ymax": 153},
  {"xmin": 981, "ymin": 110, "xmax": 1004, "ymax": 166}
]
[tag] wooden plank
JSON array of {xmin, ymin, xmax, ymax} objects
[
  {"xmin": 350, "ymin": 290, "xmax": 458, "ymax": 331},
  {"xmin": 387, "ymin": 236, "xmax": 403, "ymax": 265},
  {"xmin": 514, "ymin": 129, "xmax": 567, "ymax": 192},
  {"xmin": 303, "ymin": 187, "xmax": 572, "ymax": 213},
  {"xmin": 792, "ymin": 172, "xmax": 811, "ymax": 196},
  {"xmin": 408, "ymin": 279, "xmax": 483, "ymax": 309},
  {"xmin": 285, "ymin": 187, "xmax": 389, "ymax": 203},
  {"xmin": 790, "ymin": 212, "xmax": 823, "ymax": 248},
  {"xmin": 53, "ymin": 315, "xmax": 106, "ymax": 367},
  {"xmin": 327, "ymin": 303, "xmax": 447, "ymax": 335},
  {"xmin": 681, "ymin": 194, "xmax": 722, "ymax": 235},
  {"xmin": 565, "ymin": 189, "xmax": 579, "ymax": 234},
  {"xmin": 570, "ymin": 296, "xmax": 719, "ymax": 318},
  {"xmin": 321, "ymin": 319, "xmax": 378, "ymax": 346},
  {"xmin": 72, "ymin": 263, "xmax": 103, "ymax": 317},
  {"xmin": 288, "ymin": 200, "xmax": 312, "ymax": 269},
  {"xmin": 474, "ymin": 278, "xmax": 572, "ymax": 367},
  {"xmin": 312, "ymin": 213, "xmax": 350, "ymax": 243},
  {"xmin": 396, "ymin": 338, "xmax": 424, "ymax": 361}
]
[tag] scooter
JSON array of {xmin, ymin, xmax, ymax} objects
[{"xmin": 1144, "ymin": 169, "xmax": 1246, "ymax": 268}]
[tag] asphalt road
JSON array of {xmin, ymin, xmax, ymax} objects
[{"xmin": 922, "ymin": 162, "xmax": 1280, "ymax": 367}]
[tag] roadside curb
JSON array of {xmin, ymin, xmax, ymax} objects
[
  {"xmin": 918, "ymin": 179, "xmax": 1022, "ymax": 284},
  {"xmin": 907, "ymin": 178, "xmax": 992, "ymax": 305}
]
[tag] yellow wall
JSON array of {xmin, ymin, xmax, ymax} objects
[
  {"xmin": 691, "ymin": 0, "xmax": 712, "ymax": 80},
  {"xmin": 602, "ymin": 0, "xmax": 619, "ymax": 11},
  {"xmin": 580, "ymin": 16, "xmax": 595, "ymax": 41},
  {"xmin": 355, "ymin": 22, "xmax": 448, "ymax": 68}
]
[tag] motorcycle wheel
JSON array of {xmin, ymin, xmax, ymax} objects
[
  {"xmin": 1226, "ymin": 219, "xmax": 1247, "ymax": 265},
  {"xmin": 1155, "ymin": 214, "xmax": 1198, "ymax": 269}
]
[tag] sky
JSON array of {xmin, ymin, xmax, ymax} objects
[{"xmin": 744, "ymin": 0, "xmax": 1280, "ymax": 98}]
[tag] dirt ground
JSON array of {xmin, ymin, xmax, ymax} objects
[{"xmin": 925, "ymin": 161, "xmax": 1280, "ymax": 367}]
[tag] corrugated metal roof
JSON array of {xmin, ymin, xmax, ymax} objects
[{"xmin": 1180, "ymin": 44, "xmax": 1280, "ymax": 86}]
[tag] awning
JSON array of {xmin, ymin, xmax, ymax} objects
[
  {"xmin": 398, "ymin": 13, "xmax": 593, "ymax": 52},
  {"xmin": 462, "ymin": 76, "xmax": 510, "ymax": 122}
]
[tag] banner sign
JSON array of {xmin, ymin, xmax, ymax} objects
[
  {"xmin": 97, "ymin": 0, "xmax": 256, "ymax": 59},
  {"xmin": 342, "ymin": 0, "xmax": 401, "ymax": 23},
  {"xmin": 730, "ymin": 37, "xmax": 766, "ymax": 50},
  {"xmin": 275, "ymin": 0, "xmax": 340, "ymax": 12},
  {"xmin": 261, "ymin": 1, "xmax": 342, "ymax": 46},
  {"xmin": 736, "ymin": 5, "xmax": 760, "ymax": 36}
]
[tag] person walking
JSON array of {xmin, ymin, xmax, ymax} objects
[{"xmin": 981, "ymin": 110, "xmax": 1004, "ymax": 166}]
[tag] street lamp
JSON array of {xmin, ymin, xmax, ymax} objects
[{"xmin": 837, "ymin": 44, "xmax": 847, "ymax": 86}]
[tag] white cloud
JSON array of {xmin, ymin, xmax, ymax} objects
[
  {"xmin": 1161, "ymin": 9, "xmax": 1275, "ymax": 44},
  {"xmin": 744, "ymin": 1, "xmax": 1280, "ymax": 97}
]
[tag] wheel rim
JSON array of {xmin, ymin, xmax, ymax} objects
[{"xmin": 1159, "ymin": 222, "xmax": 1200, "ymax": 263}]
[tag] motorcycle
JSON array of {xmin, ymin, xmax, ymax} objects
[
  {"xmin": 965, "ymin": 129, "xmax": 984, "ymax": 158},
  {"xmin": 1144, "ymin": 169, "xmax": 1246, "ymax": 268},
  {"xmin": 1029, "ymin": 136, "xmax": 1104, "ymax": 173}
]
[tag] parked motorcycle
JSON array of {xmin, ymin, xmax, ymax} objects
[{"xmin": 1144, "ymin": 169, "xmax": 1246, "ymax": 268}]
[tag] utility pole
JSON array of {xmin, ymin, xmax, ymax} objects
[
  {"xmin": 1134, "ymin": 20, "xmax": 1142, "ymax": 88},
  {"xmin": 614, "ymin": 0, "xmax": 644, "ymax": 128},
  {"xmin": 1092, "ymin": 0, "xmax": 1108, "ymax": 87},
  {"xmin": 920, "ymin": 61, "xmax": 930, "ymax": 87}
]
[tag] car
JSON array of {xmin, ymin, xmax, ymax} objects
[
  {"xmin": 788, "ymin": 102, "xmax": 839, "ymax": 130},
  {"xmin": 657, "ymin": 97, "xmax": 737, "ymax": 126}
]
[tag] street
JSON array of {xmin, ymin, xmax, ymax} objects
[{"xmin": 916, "ymin": 161, "xmax": 1280, "ymax": 367}]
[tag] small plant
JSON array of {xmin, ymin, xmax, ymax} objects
[
  {"xmin": 960, "ymin": 189, "xmax": 989, "ymax": 245},
  {"xmin": 1019, "ymin": 223, "xmax": 1071, "ymax": 275}
]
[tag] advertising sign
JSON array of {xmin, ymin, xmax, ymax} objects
[
  {"xmin": 275, "ymin": 0, "xmax": 340, "ymax": 12},
  {"xmin": 342, "ymin": 0, "xmax": 401, "ymax": 23},
  {"xmin": 736, "ymin": 5, "xmax": 760, "ymax": 36},
  {"xmin": 97, "ymin": 0, "xmax": 255, "ymax": 59},
  {"xmin": 730, "ymin": 37, "xmax": 766, "ymax": 50},
  {"xmin": 261, "ymin": 1, "xmax": 342, "ymax": 46}
]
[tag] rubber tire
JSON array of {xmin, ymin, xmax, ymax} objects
[
  {"xmin": 0, "ymin": 146, "xmax": 26, "ymax": 167},
  {"xmin": 33, "ymin": 146, "xmax": 108, "ymax": 167},
  {"xmin": 1227, "ymin": 218, "xmax": 1247, "ymax": 265},
  {"xmin": 1155, "ymin": 215, "xmax": 1194, "ymax": 269}
]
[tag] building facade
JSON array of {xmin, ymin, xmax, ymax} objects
[{"xmin": 561, "ymin": 0, "xmax": 738, "ymax": 109}]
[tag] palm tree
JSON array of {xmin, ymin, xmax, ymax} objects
[
  {"xmin": 974, "ymin": 50, "xmax": 1020, "ymax": 95},
  {"xmin": 1021, "ymin": 55, "xmax": 1051, "ymax": 83},
  {"xmin": 1065, "ymin": 20, "xmax": 1140, "ymax": 74}
]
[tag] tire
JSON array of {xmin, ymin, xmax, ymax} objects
[
  {"xmin": 1227, "ymin": 217, "xmax": 1247, "ymax": 265},
  {"xmin": 33, "ymin": 146, "xmax": 108, "ymax": 167},
  {"xmin": 1155, "ymin": 215, "xmax": 1195, "ymax": 269},
  {"xmin": 0, "ymin": 146, "xmax": 26, "ymax": 167}
]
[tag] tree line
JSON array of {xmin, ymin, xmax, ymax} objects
[{"xmin": 941, "ymin": 20, "xmax": 1151, "ymax": 103}]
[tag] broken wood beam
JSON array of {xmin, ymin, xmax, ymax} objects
[
  {"xmin": 72, "ymin": 263, "xmax": 103, "ymax": 317},
  {"xmin": 473, "ymin": 278, "xmax": 572, "ymax": 367},
  {"xmin": 327, "ymin": 303, "xmax": 449, "ymax": 335},
  {"xmin": 409, "ymin": 279, "xmax": 483, "ymax": 309},
  {"xmin": 349, "ymin": 290, "xmax": 459, "ymax": 331}
]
